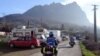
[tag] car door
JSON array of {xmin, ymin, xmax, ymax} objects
[
  {"xmin": 15, "ymin": 37, "xmax": 25, "ymax": 47},
  {"xmin": 14, "ymin": 38, "xmax": 22, "ymax": 46},
  {"xmin": 21, "ymin": 37, "xmax": 28, "ymax": 47},
  {"xmin": 23, "ymin": 37, "xmax": 32, "ymax": 47}
]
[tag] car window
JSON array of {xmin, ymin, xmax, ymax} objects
[
  {"xmin": 17, "ymin": 37, "xmax": 24, "ymax": 41},
  {"xmin": 24, "ymin": 36, "xmax": 32, "ymax": 41}
]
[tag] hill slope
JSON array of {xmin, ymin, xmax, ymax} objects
[
  {"xmin": 24, "ymin": 2, "xmax": 91, "ymax": 26},
  {"xmin": 0, "ymin": 2, "xmax": 91, "ymax": 28}
]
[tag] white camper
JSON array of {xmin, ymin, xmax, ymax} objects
[{"xmin": 6, "ymin": 27, "xmax": 49, "ymax": 42}]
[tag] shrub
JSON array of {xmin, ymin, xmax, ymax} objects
[
  {"xmin": 82, "ymin": 40, "xmax": 98, "ymax": 51},
  {"xmin": 80, "ymin": 42, "xmax": 96, "ymax": 56}
]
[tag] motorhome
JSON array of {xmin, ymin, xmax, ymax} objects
[{"xmin": 6, "ymin": 26, "xmax": 48, "ymax": 48}]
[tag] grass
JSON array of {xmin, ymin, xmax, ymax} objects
[{"xmin": 80, "ymin": 42, "xmax": 96, "ymax": 56}]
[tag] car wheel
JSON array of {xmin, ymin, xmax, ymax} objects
[
  {"xmin": 10, "ymin": 44, "xmax": 14, "ymax": 48},
  {"xmin": 31, "ymin": 45, "xmax": 35, "ymax": 49}
]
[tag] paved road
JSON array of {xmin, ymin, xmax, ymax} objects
[
  {"xmin": 1, "ymin": 48, "xmax": 40, "ymax": 56},
  {"xmin": 30, "ymin": 41, "xmax": 82, "ymax": 56},
  {"xmin": 1, "ymin": 41, "xmax": 82, "ymax": 56}
]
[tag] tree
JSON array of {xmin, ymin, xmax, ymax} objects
[{"xmin": 1, "ymin": 23, "xmax": 13, "ymax": 32}]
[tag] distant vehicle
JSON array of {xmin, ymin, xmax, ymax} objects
[
  {"xmin": 8, "ymin": 36, "xmax": 40, "ymax": 48},
  {"xmin": 62, "ymin": 36, "xmax": 68, "ymax": 41},
  {"xmin": 69, "ymin": 36, "xmax": 75, "ymax": 47},
  {"xmin": 69, "ymin": 41, "xmax": 75, "ymax": 47}
]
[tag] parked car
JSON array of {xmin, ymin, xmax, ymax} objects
[{"xmin": 8, "ymin": 36, "xmax": 40, "ymax": 48}]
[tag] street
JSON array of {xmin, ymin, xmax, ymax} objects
[
  {"xmin": 30, "ymin": 41, "xmax": 82, "ymax": 56},
  {"xmin": 1, "ymin": 41, "xmax": 82, "ymax": 56}
]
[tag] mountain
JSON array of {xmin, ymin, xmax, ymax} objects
[
  {"xmin": 24, "ymin": 2, "xmax": 91, "ymax": 26},
  {"xmin": 0, "ymin": 2, "xmax": 91, "ymax": 29},
  {"xmin": 0, "ymin": 14, "xmax": 40, "ymax": 26}
]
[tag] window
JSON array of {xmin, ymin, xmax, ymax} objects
[
  {"xmin": 13, "ymin": 32, "xmax": 23, "ymax": 37},
  {"xmin": 25, "ymin": 36, "xmax": 32, "ymax": 41},
  {"xmin": 25, "ymin": 32, "xmax": 30, "ymax": 36},
  {"xmin": 18, "ymin": 37, "xmax": 25, "ymax": 41},
  {"xmin": 38, "ymin": 29, "xmax": 43, "ymax": 32}
]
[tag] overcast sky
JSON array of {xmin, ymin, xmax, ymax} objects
[{"xmin": 0, "ymin": 0, "xmax": 100, "ymax": 27}]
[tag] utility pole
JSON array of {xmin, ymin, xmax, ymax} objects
[
  {"xmin": 41, "ymin": 17, "xmax": 42, "ymax": 27},
  {"xmin": 93, "ymin": 5, "xmax": 97, "ymax": 42},
  {"xmin": 40, "ymin": 16, "xmax": 43, "ymax": 28},
  {"xmin": 61, "ymin": 24, "xmax": 65, "ymax": 30},
  {"xmin": 27, "ymin": 19, "xmax": 30, "ymax": 28}
]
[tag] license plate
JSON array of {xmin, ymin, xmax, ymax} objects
[{"xmin": 46, "ymin": 51, "xmax": 52, "ymax": 54}]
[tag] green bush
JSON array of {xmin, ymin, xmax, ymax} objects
[
  {"xmin": 80, "ymin": 42, "xmax": 96, "ymax": 56},
  {"xmin": 0, "ymin": 41, "xmax": 7, "ymax": 48}
]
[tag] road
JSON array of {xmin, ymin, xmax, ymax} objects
[
  {"xmin": 30, "ymin": 41, "xmax": 82, "ymax": 56},
  {"xmin": 0, "ymin": 47, "xmax": 40, "ymax": 56},
  {"xmin": 0, "ymin": 41, "xmax": 82, "ymax": 56}
]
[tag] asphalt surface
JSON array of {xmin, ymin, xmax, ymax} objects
[
  {"xmin": 0, "ymin": 40, "xmax": 82, "ymax": 56},
  {"xmin": 0, "ymin": 47, "xmax": 40, "ymax": 56},
  {"xmin": 30, "ymin": 41, "xmax": 82, "ymax": 56}
]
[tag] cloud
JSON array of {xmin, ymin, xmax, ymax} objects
[
  {"xmin": 61, "ymin": 0, "xmax": 94, "ymax": 6},
  {"xmin": 61, "ymin": 0, "xmax": 100, "ymax": 27},
  {"xmin": 61, "ymin": 0, "xmax": 73, "ymax": 5}
]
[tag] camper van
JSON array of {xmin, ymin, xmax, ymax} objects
[{"xmin": 7, "ymin": 27, "xmax": 48, "ymax": 48}]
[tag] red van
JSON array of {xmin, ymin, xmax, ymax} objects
[{"xmin": 8, "ymin": 36, "xmax": 40, "ymax": 48}]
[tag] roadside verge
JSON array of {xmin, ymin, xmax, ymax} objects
[{"xmin": 80, "ymin": 42, "xmax": 96, "ymax": 56}]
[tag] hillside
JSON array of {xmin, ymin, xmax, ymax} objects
[
  {"xmin": 0, "ymin": 2, "xmax": 91, "ymax": 29},
  {"xmin": 24, "ymin": 2, "xmax": 91, "ymax": 26}
]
